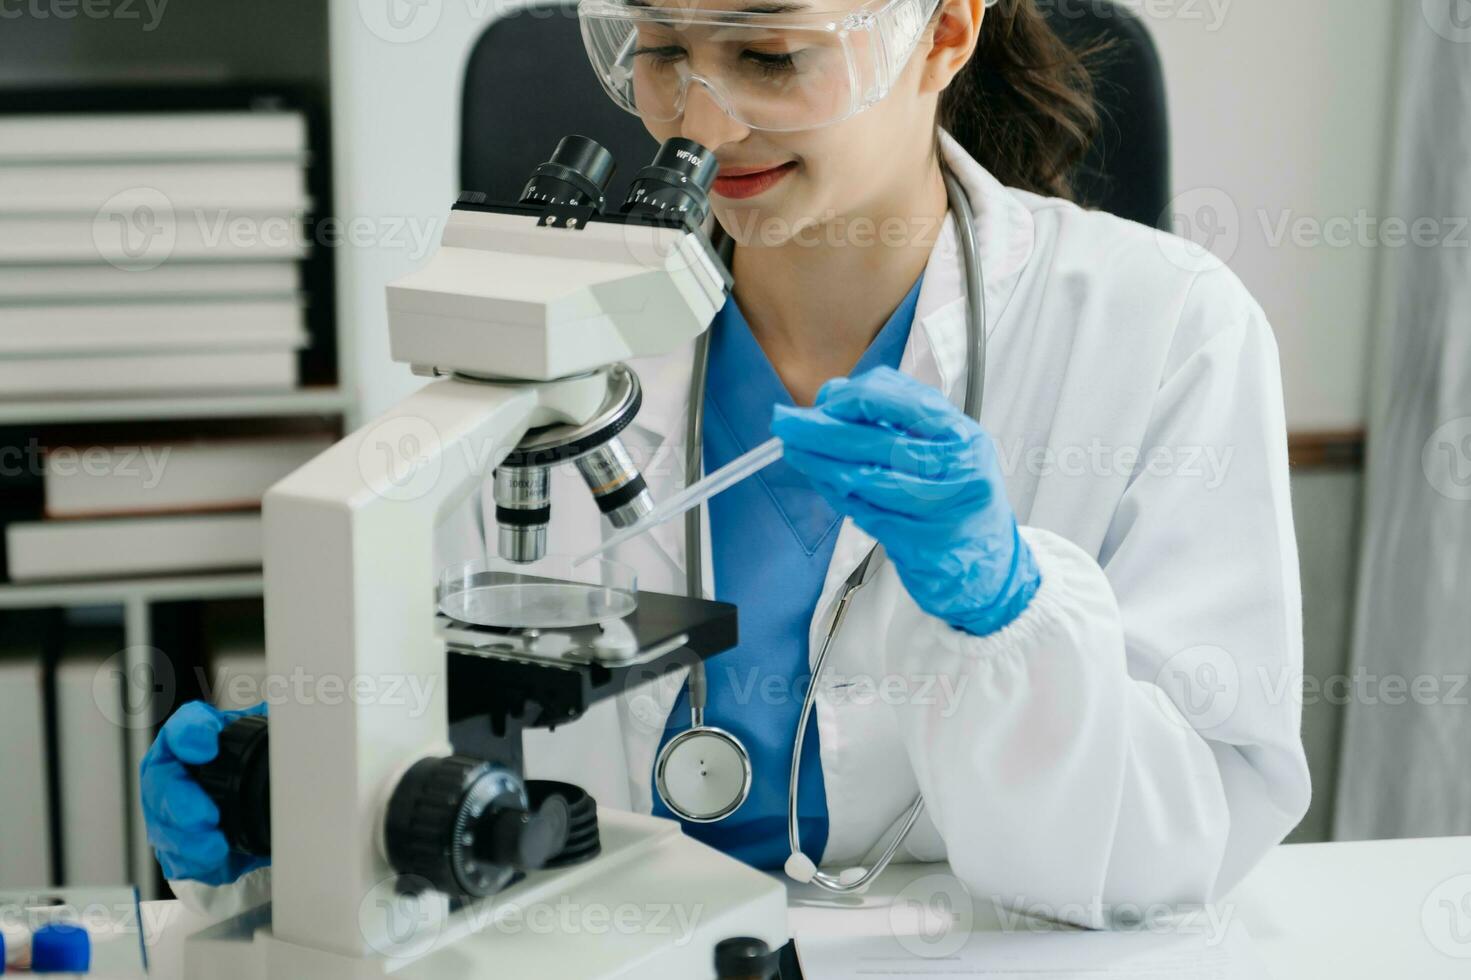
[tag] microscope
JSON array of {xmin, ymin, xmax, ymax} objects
[{"xmin": 180, "ymin": 136, "xmax": 789, "ymax": 979}]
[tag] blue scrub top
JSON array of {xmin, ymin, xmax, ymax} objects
[{"xmin": 650, "ymin": 274, "xmax": 924, "ymax": 869}]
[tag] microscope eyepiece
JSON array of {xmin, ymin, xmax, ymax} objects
[
  {"xmin": 620, "ymin": 137, "xmax": 718, "ymax": 227},
  {"xmin": 519, "ymin": 135, "xmax": 617, "ymax": 211}
]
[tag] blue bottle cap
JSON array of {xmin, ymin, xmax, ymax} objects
[{"xmin": 31, "ymin": 922, "xmax": 90, "ymax": 974}]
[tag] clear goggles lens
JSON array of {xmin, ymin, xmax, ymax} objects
[{"xmin": 578, "ymin": 0, "xmax": 941, "ymax": 132}]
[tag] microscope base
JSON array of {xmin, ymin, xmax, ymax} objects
[{"xmin": 183, "ymin": 810, "xmax": 788, "ymax": 980}]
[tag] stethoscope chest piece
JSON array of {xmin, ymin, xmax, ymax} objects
[{"xmin": 654, "ymin": 725, "xmax": 752, "ymax": 823}]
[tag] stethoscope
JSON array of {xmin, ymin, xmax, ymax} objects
[{"xmin": 653, "ymin": 163, "xmax": 988, "ymax": 893}]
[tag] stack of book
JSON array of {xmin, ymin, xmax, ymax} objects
[
  {"xmin": 4, "ymin": 427, "xmax": 333, "ymax": 581},
  {"xmin": 0, "ymin": 110, "xmax": 311, "ymax": 397},
  {"xmin": 0, "ymin": 612, "xmax": 139, "ymax": 889}
]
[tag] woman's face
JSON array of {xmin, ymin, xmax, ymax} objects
[{"xmin": 632, "ymin": 0, "xmax": 963, "ymax": 247}]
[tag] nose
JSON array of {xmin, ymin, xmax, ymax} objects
[{"xmin": 678, "ymin": 78, "xmax": 750, "ymax": 153}]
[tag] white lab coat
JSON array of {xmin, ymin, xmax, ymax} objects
[{"xmin": 180, "ymin": 131, "xmax": 1311, "ymax": 924}]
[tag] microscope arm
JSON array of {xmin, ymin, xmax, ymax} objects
[{"xmin": 261, "ymin": 376, "xmax": 542, "ymax": 957}]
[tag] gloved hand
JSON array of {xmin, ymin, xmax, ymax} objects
[
  {"xmin": 771, "ymin": 366, "xmax": 1041, "ymax": 637},
  {"xmin": 140, "ymin": 700, "xmax": 270, "ymax": 886}
]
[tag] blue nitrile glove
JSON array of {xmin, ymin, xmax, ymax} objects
[
  {"xmin": 771, "ymin": 366, "xmax": 1041, "ymax": 637},
  {"xmin": 140, "ymin": 700, "xmax": 271, "ymax": 886}
]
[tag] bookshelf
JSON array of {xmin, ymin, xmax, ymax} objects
[
  {"xmin": 0, "ymin": 0, "xmax": 348, "ymax": 899},
  {"xmin": 0, "ymin": 574, "xmax": 267, "ymax": 900}
]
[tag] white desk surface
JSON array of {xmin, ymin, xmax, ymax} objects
[
  {"xmin": 1225, "ymin": 835, "xmax": 1471, "ymax": 978},
  {"xmin": 782, "ymin": 835, "xmax": 1471, "ymax": 979},
  {"xmin": 139, "ymin": 835, "xmax": 1471, "ymax": 978}
]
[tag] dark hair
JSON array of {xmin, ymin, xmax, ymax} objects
[{"xmin": 935, "ymin": 0, "xmax": 1103, "ymax": 201}]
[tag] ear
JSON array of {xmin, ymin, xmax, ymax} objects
[{"xmin": 918, "ymin": 0, "xmax": 984, "ymax": 96}]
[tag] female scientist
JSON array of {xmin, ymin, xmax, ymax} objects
[{"xmin": 143, "ymin": 0, "xmax": 1311, "ymax": 923}]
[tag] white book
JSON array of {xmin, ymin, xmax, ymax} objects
[
  {"xmin": 0, "ymin": 350, "xmax": 298, "ymax": 398},
  {"xmin": 0, "ymin": 112, "xmax": 307, "ymax": 163},
  {"xmin": 0, "ymin": 262, "xmax": 299, "ymax": 302},
  {"xmin": 44, "ymin": 433, "xmax": 333, "ymax": 518},
  {"xmin": 0, "ymin": 161, "xmax": 310, "ymax": 214},
  {"xmin": 0, "ymin": 653, "xmax": 51, "ymax": 887},
  {"xmin": 5, "ymin": 512, "xmax": 263, "ymax": 581},
  {"xmin": 0, "ymin": 300, "xmax": 308, "ymax": 355},
  {"xmin": 55, "ymin": 645, "xmax": 130, "ymax": 886},
  {"xmin": 0, "ymin": 212, "xmax": 309, "ymax": 264}
]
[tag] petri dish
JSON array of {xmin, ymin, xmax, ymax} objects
[{"xmin": 438, "ymin": 554, "xmax": 637, "ymax": 630}]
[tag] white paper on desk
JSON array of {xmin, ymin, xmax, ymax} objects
[{"xmin": 794, "ymin": 917, "xmax": 1274, "ymax": 979}]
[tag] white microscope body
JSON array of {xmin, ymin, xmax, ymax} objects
[{"xmin": 180, "ymin": 138, "xmax": 788, "ymax": 980}]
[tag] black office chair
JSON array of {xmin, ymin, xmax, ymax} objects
[{"xmin": 460, "ymin": 0, "xmax": 1171, "ymax": 228}]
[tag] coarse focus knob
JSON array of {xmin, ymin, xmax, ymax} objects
[
  {"xmin": 385, "ymin": 756, "xmax": 569, "ymax": 899},
  {"xmin": 714, "ymin": 937, "xmax": 777, "ymax": 979},
  {"xmin": 187, "ymin": 714, "xmax": 271, "ymax": 856}
]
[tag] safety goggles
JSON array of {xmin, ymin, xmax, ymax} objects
[{"xmin": 578, "ymin": 0, "xmax": 943, "ymax": 133}]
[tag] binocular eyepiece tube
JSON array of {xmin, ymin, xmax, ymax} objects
[
  {"xmin": 521, "ymin": 134, "xmax": 719, "ymax": 227},
  {"xmin": 490, "ymin": 135, "xmax": 720, "ymax": 564}
]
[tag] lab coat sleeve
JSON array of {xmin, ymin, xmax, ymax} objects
[
  {"xmin": 166, "ymin": 866, "xmax": 273, "ymax": 919},
  {"xmin": 882, "ymin": 264, "xmax": 1311, "ymax": 923}
]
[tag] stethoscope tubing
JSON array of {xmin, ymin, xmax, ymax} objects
[{"xmin": 660, "ymin": 161, "xmax": 987, "ymax": 893}]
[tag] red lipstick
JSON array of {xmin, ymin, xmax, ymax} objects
[{"xmin": 712, "ymin": 161, "xmax": 797, "ymax": 200}]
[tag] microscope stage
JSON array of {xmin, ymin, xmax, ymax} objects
[{"xmin": 441, "ymin": 588, "xmax": 736, "ymax": 731}]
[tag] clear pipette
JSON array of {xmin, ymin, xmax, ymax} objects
[{"xmin": 574, "ymin": 436, "xmax": 784, "ymax": 565}]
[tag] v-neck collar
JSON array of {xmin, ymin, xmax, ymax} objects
[{"xmin": 703, "ymin": 275, "xmax": 922, "ymax": 555}]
